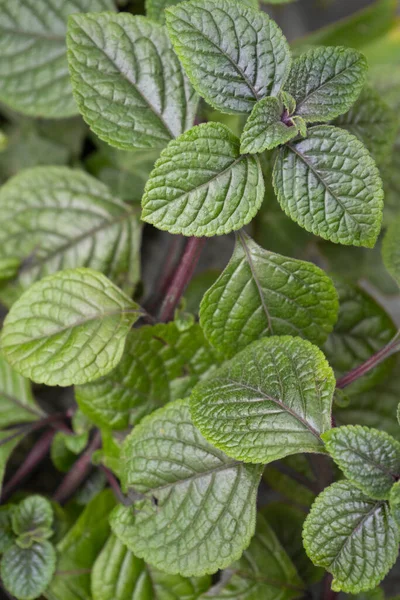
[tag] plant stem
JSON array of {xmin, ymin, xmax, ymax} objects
[
  {"xmin": 321, "ymin": 573, "xmax": 337, "ymax": 600},
  {"xmin": 158, "ymin": 237, "xmax": 206, "ymax": 322},
  {"xmin": 100, "ymin": 465, "xmax": 130, "ymax": 505},
  {"xmin": 0, "ymin": 412, "xmax": 71, "ymax": 448},
  {"xmin": 147, "ymin": 235, "xmax": 185, "ymax": 313}
]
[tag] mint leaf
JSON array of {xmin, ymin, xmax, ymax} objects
[
  {"xmin": 12, "ymin": 496, "xmax": 53, "ymax": 541},
  {"xmin": 199, "ymin": 232, "xmax": 338, "ymax": 357},
  {"xmin": 190, "ymin": 336, "xmax": 335, "ymax": 464},
  {"xmin": 0, "ymin": 167, "xmax": 141, "ymax": 307},
  {"xmin": 0, "ymin": 0, "xmax": 115, "ymax": 118},
  {"xmin": 147, "ymin": 0, "xmax": 258, "ymax": 23},
  {"xmin": 285, "ymin": 46, "xmax": 367, "ymax": 123},
  {"xmin": 67, "ymin": 13, "xmax": 197, "ymax": 151},
  {"xmin": 0, "ymin": 258, "xmax": 20, "ymax": 282},
  {"xmin": 141, "ymin": 123, "xmax": 264, "ymax": 236},
  {"xmin": 111, "ymin": 399, "xmax": 262, "ymax": 576},
  {"xmin": 51, "ymin": 431, "xmax": 88, "ymax": 473},
  {"xmin": 389, "ymin": 481, "xmax": 400, "ymax": 528},
  {"xmin": 0, "ymin": 268, "xmax": 142, "ymax": 386},
  {"xmin": 1, "ymin": 540, "xmax": 56, "ymax": 600},
  {"xmin": 383, "ymin": 213, "xmax": 400, "ymax": 287},
  {"xmin": 92, "ymin": 534, "xmax": 211, "ymax": 600},
  {"xmin": 0, "ymin": 355, "xmax": 41, "ymax": 428},
  {"xmin": 0, "ymin": 432, "xmax": 24, "ymax": 497},
  {"xmin": 0, "ymin": 507, "xmax": 15, "ymax": 553},
  {"xmin": 273, "ymin": 125, "xmax": 384, "ymax": 247},
  {"xmin": 322, "ymin": 426, "xmax": 400, "ymax": 500},
  {"xmin": 263, "ymin": 455, "xmax": 317, "ymax": 508},
  {"xmin": 165, "ymin": 0, "xmax": 291, "ymax": 114},
  {"xmin": 303, "ymin": 481, "xmax": 399, "ymax": 593}
]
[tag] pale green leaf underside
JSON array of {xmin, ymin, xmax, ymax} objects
[
  {"xmin": 383, "ymin": 213, "xmax": 400, "ymax": 288},
  {"xmin": 200, "ymin": 232, "xmax": 338, "ymax": 358},
  {"xmin": 146, "ymin": 0, "xmax": 258, "ymax": 24},
  {"xmin": 0, "ymin": 0, "xmax": 115, "ymax": 118},
  {"xmin": 286, "ymin": 46, "xmax": 367, "ymax": 123},
  {"xmin": 273, "ymin": 125, "xmax": 384, "ymax": 247},
  {"xmin": 0, "ymin": 268, "xmax": 142, "ymax": 387},
  {"xmin": 1, "ymin": 541, "xmax": 56, "ymax": 600},
  {"xmin": 67, "ymin": 12, "xmax": 197, "ymax": 150},
  {"xmin": 322, "ymin": 425, "xmax": 400, "ymax": 500},
  {"xmin": 0, "ymin": 167, "xmax": 141, "ymax": 307},
  {"xmin": 112, "ymin": 399, "xmax": 262, "ymax": 577},
  {"xmin": 0, "ymin": 355, "xmax": 41, "ymax": 428},
  {"xmin": 303, "ymin": 481, "xmax": 399, "ymax": 593},
  {"xmin": 142, "ymin": 122, "xmax": 264, "ymax": 236},
  {"xmin": 92, "ymin": 534, "xmax": 210, "ymax": 600},
  {"xmin": 165, "ymin": 0, "xmax": 291, "ymax": 114},
  {"xmin": 190, "ymin": 336, "xmax": 335, "ymax": 464}
]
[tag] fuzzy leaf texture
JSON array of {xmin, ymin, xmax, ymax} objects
[
  {"xmin": 0, "ymin": 268, "xmax": 142, "ymax": 386},
  {"xmin": 67, "ymin": 12, "xmax": 197, "ymax": 150},
  {"xmin": 141, "ymin": 123, "xmax": 264, "ymax": 236},
  {"xmin": 111, "ymin": 399, "xmax": 263, "ymax": 577},
  {"xmin": 165, "ymin": 0, "xmax": 291, "ymax": 114},
  {"xmin": 303, "ymin": 481, "xmax": 399, "ymax": 593},
  {"xmin": 0, "ymin": 0, "xmax": 115, "ymax": 118},
  {"xmin": 0, "ymin": 356, "xmax": 41, "ymax": 428},
  {"xmin": 190, "ymin": 336, "xmax": 335, "ymax": 464},
  {"xmin": 273, "ymin": 125, "xmax": 384, "ymax": 247},
  {"xmin": 1, "ymin": 541, "xmax": 56, "ymax": 600},
  {"xmin": 200, "ymin": 232, "xmax": 338, "ymax": 357}
]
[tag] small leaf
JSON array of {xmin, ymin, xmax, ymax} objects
[
  {"xmin": 0, "ymin": 355, "xmax": 42, "ymax": 428},
  {"xmin": 12, "ymin": 496, "xmax": 53, "ymax": 540},
  {"xmin": 322, "ymin": 425, "xmax": 400, "ymax": 500},
  {"xmin": 0, "ymin": 507, "xmax": 15, "ymax": 553},
  {"xmin": 285, "ymin": 46, "xmax": 367, "ymax": 123},
  {"xmin": 141, "ymin": 123, "xmax": 264, "ymax": 236},
  {"xmin": 67, "ymin": 12, "xmax": 197, "ymax": 150},
  {"xmin": 200, "ymin": 231, "xmax": 338, "ymax": 357},
  {"xmin": 273, "ymin": 125, "xmax": 384, "ymax": 247},
  {"xmin": 389, "ymin": 480, "xmax": 400, "ymax": 528},
  {"xmin": 383, "ymin": 213, "xmax": 400, "ymax": 288},
  {"xmin": 0, "ymin": 258, "xmax": 20, "ymax": 281},
  {"xmin": 111, "ymin": 399, "xmax": 262, "ymax": 576},
  {"xmin": 190, "ymin": 336, "xmax": 335, "ymax": 464},
  {"xmin": 0, "ymin": 268, "xmax": 142, "ymax": 386},
  {"xmin": 1, "ymin": 540, "xmax": 56, "ymax": 600},
  {"xmin": 165, "ymin": 0, "xmax": 291, "ymax": 114},
  {"xmin": 303, "ymin": 481, "xmax": 399, "ymax": 593},
  {"xmin": 51, "ymin": 431, "xmax": 88, "ymax": 473}
]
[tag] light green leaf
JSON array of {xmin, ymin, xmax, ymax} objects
[
  {"xmin": 285, "ymin": 46, "xmax": 367, "ymax": 123},
  {"xmin": 76, "ymin": 322, "xmax": 220, "ymax": 430},
  {"xmin": 67, "ymin": 12, "xmax": 197, "ymax": 151},
  {"xmin": 273, "ymin": 125, "xmax": 384, "ymax": 247},
  {"xmin": 0, "ymin": 258, "xmax": 20, "ymax": 281},
  {"xmin": 92, "ymin": 534, "xmax": 211, "ymax": 600},
  {"xmin": 0, "ymin": 130, "xmax": 7, "ymax": 151},
  {"xmin": 0, "ymin": 507, "xmax": 15, "ymax": 553},
  {"xmin": 389, "ymin": 480, "xmax": 400, "ymax": 528},
  {"xmin": 147, "ymin": 0, "xmax": 258, "ymax": 23},
  {"xmin": 141, "ymin": 122, "xmax": 264, "ymax": 236},
  {"xmin": 383, "ymin": 213, "xmax": 400, "ymax": 287},
  {"xmin": 12, "ymin": 496, "xmax": 53, "ymax": 541},
  {"xmin": 111, "ymin": 399, "xmax": 262, "ymax": 577},
  {"xmin": 351, "ymin": 588, "xmax": 385, "ymax": 600},
  {"xmin": 190, "ymin": 336, "xmax": 335, "ymax": 464},
  {"xmin": 322, "ymin": 426, "xmax": 400, "ymax": 500},
  {"xmin": 303, "ymin": 481, "xmax": 399, "ymax": 593},
  {"xmin": 0, "ymin": 268, "xmax": 143, "ymax": 387},
  {"xmin": 199, "ymin": 232, "xmax": 338, "ymax": 358},
  {"xmin": 165, "ymin": 0, "xmax": 291, "ymax": 114},
  {"xmin": 0, "ymin": 432, "xmax": 24, "ymax": 497},
  {"xmin": 0, "ymin": 355, "xmax": 42, "ymax": 428},
  {"xmin": 1, "ymin": 540, "xmax": 56, "ymax": 600},
  {"xmin": 0, "ymin": 0, "xmax": 115, "ymax": 118},
  {"xmin": 51, "ymin": 431, "xmax": 88, "ymax": 473},
  {"xmin": 0, "ymin": 167, "xmax": 141, "ymax": 307}
]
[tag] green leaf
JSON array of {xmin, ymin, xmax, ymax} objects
[
  {"xmin": 0, "ymin": 431, "xmax": 24, "ymax": 497},
  {"xmin": 92, "ymin": 533, "xmax": 211, "ymax": 600},
  {"xmin": 199, "ymin": 231, "xmax": 338, "ymax": 358},
  {"xmin": 51, "ymin": 431, "xmax": 88, "ymax": 473},
  {"xmin": 303, "ymin": 481, "xmax": 399, "ymax": 593},
  {"xmin": 0, "ymin": 355, "xmax": 42, "ymax": 428},
  {"xmin": 0, "ymin": 268, "xmax": 142, "ymax": 387},
  {"xmin": 76, "ymin": 322, "xmax": 220, "ymax": 430},
  {"xmin": 141, "ymin": 123, "xmax": 264, "ymax": 236},
  {"xmin": 322, "ymin": 426, "xmax": 400, "ymax": 500},
  {"xmin": 1, "ymin": 540, "xmax": 56, "ymax": 600},
  {"xmin": 285, "ymin": 46, "xmax": 367, "ymax": 123},
  {"xmin": 67, "ymin": 12, "xmax": 197, "ymax": 151},
  {"xmin": 273, "ymin": 125, "xmax": 384, "ymax": 247},
  {"xmin": 0, "ymin": 258, "xmax": 20, "ymax": 281},
  {"xmin": 12, "ymin": 496, "xmax": 53, "ymax": 541},
  {"xmin": 190, "ymin": 336, "xmax": 335, "ymax": 464},
  {"xmin": 165, "ymin": 0, "xmax": 291, "ymax": 114},
  {"xmin": 147, "ymin": 0, "xmax": 258, "ymax": 23},
  {"xmin": 204, "ymin": 511, "xmax": 304, "ymax": 599},
  {"xmin": 0, "ymin": 0, "xmax": 115, "ymax": 118},
  {"xmin": 389, "ymin": 480, "xmax": 400, "ymax": 528},
  {"xmin": 111, "ymin": 399, "xmax": 262, "ymax": 576},
  {"xmin": 351, "ymin": 588, "xmax": 385, "ymax": 600},
  {"xmin": 0, "ymin": 167, "xmax": 141, "ymax": 307},
  {"xmin": 0, "ymin": 507, "xmax": 16, "ymax": 553},
  {"xmin": 383, "ymin": 213, "xmax": 400, "ymax": 287},
  {"xmin": 263, "ymin": 455, "xmax": 317, "ymax": 508}
]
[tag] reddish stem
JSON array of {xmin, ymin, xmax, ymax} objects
[
  {"xmin": 158, "ymin": 237, "xmax": 206, "ymax": 322},
  {"xmin": 100, "ymin": 466, "xmax": 129, "ymax": 505},
  {"xmin": 322, "ymin": 574, "xmax": 337, "ymax": 600},
  {"xmin": 147, "ymin": 235, "xmax": 185, "ymax": 313},
  {"xmin": 0, "ymin": 412, "xmax": 72, "ymax": 448}
]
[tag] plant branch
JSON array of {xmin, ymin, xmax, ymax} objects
[
  {"xmin": 321, "ymin": 573, "xmax": 337, "ymax": 600},
  {"xmin": 100, "ymin": 465, "xmax": 130, "ymax": 505},
  {"xmin": 147, "ymin": 234, "xmax": 185, "ymax": 313},
  {"xmin": 0, "ymin": 412, "xmax": 72, "ymax": 448}
]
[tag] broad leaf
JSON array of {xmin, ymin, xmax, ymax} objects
[
  {"xmin": 0, "ymin": 0, "xmax": 115, "ymax": 117},
  {"xmin": 285, "ymin": 46, "xmax": 367, "ymax": 123},
  {"xmin": 147, "ymin": 0, "xmax": 258, "ymax": 23},
  {"xmin": 0, "ymin": 268, "xmax": 142, "ymax": 386},
  {"xmin": 0, "ymin": 355, "xmax": 41, "ymax": 428},
  {"xmin": 190, "ymin": 336, "xmax": 335, "ymax": 464},
  {"xmin": 200, "ymin": 232, "xmax": 338, "ymax": 357},
  {"xmin": 111, "ymin": 399, "xmax": 262, "ymax": 576},
  {"xmin": 389, "ymin": 481, "xmax": 400, "ymax": 527},
  {"xmin": 0, "ymin": 167, "xmax": 141, "ymax": 307},
  {"xmin": 0, "ymin": 432, "xmax": 24, "ymax": 497},
  {"xmin": 0, "ymin": 507, "xmax": 15, "ymax": 553},
  {"xmin": 92, "ymin": 534, "xmax": 211, "ymax": 600},
  {"xmin": 273, "ymin": 125, "xmax": 384, "ymax": 247},
  {"xmin": 303, "ymin": 481, "xmax": 399, "ymax": 593},
  {"xmin": 67, "ymin": 13, "xmax": 197, "ymax": 150},
  {"xmin": 1, "ymin": 540, "xmax": 56, "ymax": 600},
  {"xmin": 383, "ymin": 213, "xmax": 400, "ymax": 287},
  {"xmin": 322, "ymin": 425, "xmax": 400, "ymax": 500},
  {"xmin": 165, "ymin": 0, "xmax": 291, "ymax": 114},
  {"xmin": 12, "ymin": 496, "xmax": 53, "ymax": 540},
  {"xmin": 141, "ymin": 123, "xmax": 264, "ymax": 236}
]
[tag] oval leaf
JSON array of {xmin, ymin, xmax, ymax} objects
[
  {"xmin": 0, "ymin": 356, "xmax": 41, "ymax": 428},
  {"xmin": 12, "ymin": 496, "xmax": 53, "ymax": 539},
  {"xmin": 1, "ymin": 540, "xmax": 56, "ymax": 600}
]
